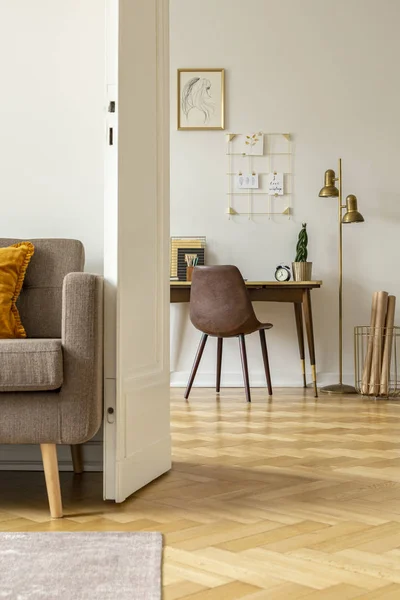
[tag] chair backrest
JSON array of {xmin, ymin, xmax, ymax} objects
[
  {"xmin": 190, "ymin": 265, "xmax": 259, "ymax": 337},
  {"xmin": 0, "ymin": 238, "xmax": 84, "ymax": 338}
]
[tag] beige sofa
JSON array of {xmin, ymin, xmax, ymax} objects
[{"xmin": 0, "ymin": 239, "xmax": 103, "ymax": 517}]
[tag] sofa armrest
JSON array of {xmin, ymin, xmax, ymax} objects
[{"xmin": 60, "ymin": 272, "xmax": 104, "ymax": 444}]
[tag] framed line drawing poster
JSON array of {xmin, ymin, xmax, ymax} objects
[{"xmin": 177, "ymin": 68, "xmax": 225, "ymax": 130}]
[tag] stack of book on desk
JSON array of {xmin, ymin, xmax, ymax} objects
[{"xmin": 170, "ymin": 236, "xmax": 206, "ymax": 281}]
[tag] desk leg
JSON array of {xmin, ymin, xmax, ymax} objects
[
  {"xmin": 294, "ymin": 303, "xmax": 307, "ymax": 388},
  {"xmin": 303, "ymin": 289, "xmax": 318, "ymax": 398}
]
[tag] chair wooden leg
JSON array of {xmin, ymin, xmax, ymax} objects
[
  {"xmin": 184, "ymin": 333, "xmax": 208, "ymax": 399},
  {"xmin": 70, "ymin": 444, "xmax": 83, "ymax": 474},
  {"xmin": 40, "ymin": 444, "xmax": 63, "ymax": 518},
  {"xmin": 216, "ymin": 338, "xmax": 223, "ymax": 393},
  {"xmin": 259, "ymin": 329, "xmax": 273, "ymax": 396},
  {"xmin": 238, "ymin": 334, "xmax": 251, "ymax": 403}
]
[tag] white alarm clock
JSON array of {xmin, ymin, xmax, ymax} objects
[{"xmin": 275, "ymin": 264, "xmax": 291, "ymax": 282}]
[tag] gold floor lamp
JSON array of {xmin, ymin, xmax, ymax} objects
[{"xmin": 319, "ymin": 158, "xmax": 364, "ymax": 394}]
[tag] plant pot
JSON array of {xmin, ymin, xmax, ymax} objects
[{"xmin": 292, "ymin": 262, "xmax": 312, "ymax": 282}]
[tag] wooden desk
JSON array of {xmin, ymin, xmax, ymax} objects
[{"xmin": 170, "ymin": 280, "xmax": 322, "ymax": 397}]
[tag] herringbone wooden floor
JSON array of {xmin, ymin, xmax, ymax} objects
[{"xmin": 2, "ymin": 388, "xmax": 400, "ymax": 599}]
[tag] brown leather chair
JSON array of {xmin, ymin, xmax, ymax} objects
[{"xmin": 185, "ymin": 265, "xmax": 273, "ymax": 402}]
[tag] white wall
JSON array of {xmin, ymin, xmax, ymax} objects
[
  {"xmin": 0, "ymin": 1, "xmax": 105, "ymax": 274},
  {"xmin": 170, "ymin": 0, "xmax": 400, "ymax": 388},
  {"xmin": 0, "ymin": 1, "xmax": 105, "ymax": 470}
]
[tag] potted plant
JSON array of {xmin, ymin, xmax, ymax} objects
[{"xmin": 292, "ymin": 223, "xmax": 312, "ymax": 281}]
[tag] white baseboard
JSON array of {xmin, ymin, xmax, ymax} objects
[
  {"xmin": 0, "ymin": 441, "xmax": 103, "ymax": 472},
  {"xmin": 170, "ymin": 370, "xmax": 355, "ymax": 388}
]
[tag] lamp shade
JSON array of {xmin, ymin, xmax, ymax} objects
[
  {"xmin": 342, "ymin": 194, "xmax": 364, "ymax": 223},
  {"xmin": 319, "ymin": 169, "xmax": 339, "ymax": 197}
]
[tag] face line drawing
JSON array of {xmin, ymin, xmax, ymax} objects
[{"xmin": 181, "ymin": 76, "xmax": 216, "ymax": 124}]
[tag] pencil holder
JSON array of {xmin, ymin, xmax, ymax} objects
[
  {"xmin": 186, "ymin": 266, "xmax": 194, "ymax": 281},
  {"xmin": 355, "ymin": 326, "xmax": 400, "ymax": 398}
]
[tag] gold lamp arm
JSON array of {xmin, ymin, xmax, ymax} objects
[{"xmin": 338, "ymin": 158, "xmax": 343, "ymax": 386}]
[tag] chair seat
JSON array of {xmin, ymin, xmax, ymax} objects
[
  {"xmin": 211, "ymin": 320, "xmax": 273, "ymax": 338},
  {"xmin": 0, "ymin": 339, "xmax": 63, "ymax": 392}
]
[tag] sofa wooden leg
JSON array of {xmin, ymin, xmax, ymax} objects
[
  {"xmin": 40, "ymin": 444, "xmax": 63, "ymax": 518},
  {"xmin": 70, "ymin": 444, "xmax": 84, "ymax": 474}
]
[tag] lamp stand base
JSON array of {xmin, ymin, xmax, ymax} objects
[{"xmin": 320, "ymin": 383, "xmax": 357, "ymax": 395}]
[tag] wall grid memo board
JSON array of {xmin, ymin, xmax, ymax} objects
[{"xmin": 226, "ymin": 132, "xmax": 292, "ymax": 220}]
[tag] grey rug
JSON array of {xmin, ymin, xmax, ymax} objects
[{"xmin": 0, "ymin": 532, "xmax": 162, "ymax": 600}]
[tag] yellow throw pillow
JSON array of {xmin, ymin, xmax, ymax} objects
[{"xmin": 0, "ymin": 242, "xmax": 35, "ymax": 338}]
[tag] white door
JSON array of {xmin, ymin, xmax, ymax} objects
[{"xmin": 103, "ymin": 0, "xmax": 171, "ymax": 502}]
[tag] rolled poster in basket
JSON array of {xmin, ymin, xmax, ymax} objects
[
  {"xmin": 369, "ymin": 291, "xmax": 388, "ymax": 396},
  {"xmin": 380, "ymin": 295, "xmax": 396, "ymax": 396},
  {"xmin": 361, "ymin": 292, "xmax": 378, "ymax": 394}
]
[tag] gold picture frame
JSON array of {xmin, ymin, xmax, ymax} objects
[{"xmin": 177, "ymin": 68, "xmax": 225, "ymax": 131}]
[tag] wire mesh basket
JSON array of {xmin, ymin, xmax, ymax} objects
[{"xmin": 354, "ymin": 326, "xmax": 400, "ymax": 398}]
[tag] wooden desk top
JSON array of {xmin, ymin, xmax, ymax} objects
[{"xmin": 171, "ymin": 280, "xmax": 322, "ymax": 288}]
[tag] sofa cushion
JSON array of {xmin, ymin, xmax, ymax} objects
[
  {"xmin": 0, "ymin": 239, "xmax": 85, "ymax": 338},
  {"xmin": 0, "ymin": 242, "xmax": 35, "ymax": 339},
  {"xmin": 0, "ymin": 339, "xmax": 63, "ymax": 392}
]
